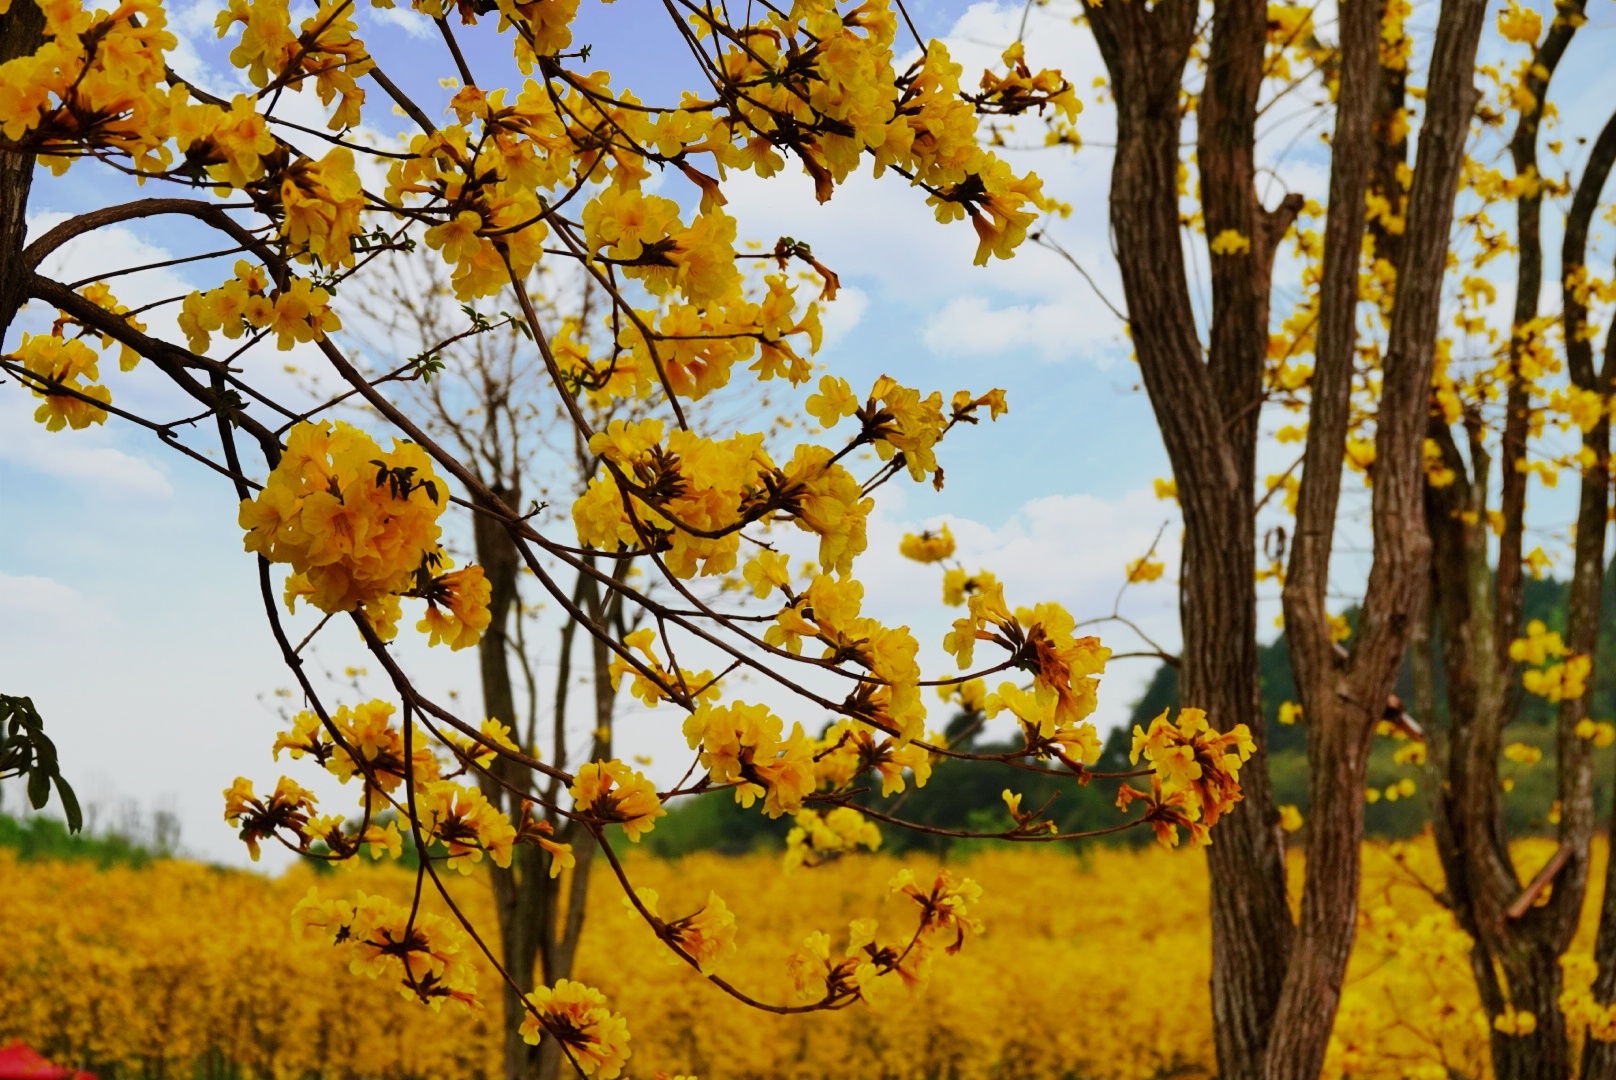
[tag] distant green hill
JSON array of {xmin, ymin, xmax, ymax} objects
[
  {"xmin": 15, "ymin": 570, "xmax": 1608, "ymax": 864},
  {"xmin": 0, "ymin": 811, "xmax": 165, "ymax": 866},
  {"xmin": 1124, "ymin": 569, "xmax": 1616, "ymax": 838},
  {"xmin": 651, "ymin": 569, "xmax": 1616, "ymax": 855}
]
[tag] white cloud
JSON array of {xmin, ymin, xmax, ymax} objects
[
  {"xmin": 0, "ymin": 572, "xmax": 109, "ymax": 631},
  {"xmin": 820, "ymin": 285, "xmax": 869, "ymax": 352},
  {"xmin": 0, "ymin": 395, "xmax": 173, "ymax": 499},
  {"xmin": 923, "ymin": 294, "xmax": 1117, "ymax": 364},
  {"xmin": 371, "ymin": 4, "xmax": 437, "ymax": 38}
]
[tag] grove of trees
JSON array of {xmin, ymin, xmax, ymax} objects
[{"xmin": 5, "ymin": 0, "xmax": 1616, "ymax": 1076}]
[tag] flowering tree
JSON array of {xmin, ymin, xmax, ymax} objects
[
  {"xmin": 993, "ymin": 0, "xmax": 1491, "ymax": 1072},
  {"xmin": 961, "ymin": 0, "xmax": 1616, "ymax": 1074},
  {"xmin": 0, "ymin": 0, "xmax": 1259, "ymax": 1076},
  {"xmin": 1409, "ymin": 11, "xmax": 1616, "ymax": 1077},
  {"xmin": 341, "ymin": 260, "xmax": 645, "ymax": 1080}
]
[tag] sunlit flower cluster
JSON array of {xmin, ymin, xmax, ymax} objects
[
  {"xmin": 1120, "ymin": 708, "xmax": 1256, "ymax": 847},
  {"xmin": 238, "ymin": 421, "xmax": 492, "ymax": 648}
]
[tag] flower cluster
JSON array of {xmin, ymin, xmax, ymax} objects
[
  {"xmin": 178, "ymin": 261, "xmax": 342, "ymax": 355},
  {"xmin": 570, "ymin": 761, "xmax": 666, "ymax": 841},
  {"xmin": 517, "ymin": 979, "xmax": 631, "ymax": 1078},
  {"xmin": 682, "ymin": 701, "xmax": 817, "ymax": 818},
  {"xmin": 1119, "ymin": 708, "xmax": 1256, "ymax": 847},
  {"xmin": 944, "ymin": 579, "xmax": 1111, "ymax": 735},
  {"xmin": 631, "ymin": 889, "xmax": 739, "ymax": 974},
  {"xmin": 785, "ymin": 807, "xmax": 884, "ymax": 870},
  {"xmin": 0, "ymin": 0, "xmax": 177, "ymax": 172},
  {"xmin": 1509, "ymin": 619, "xmax": 1590, "ymax": 702},
  {"xmin": 784, "ymin": 868, "xmax": 982, "ymax": 1006},
  {"xmin": 812, "ymin": 719, "xmax": 934, "ymax": 797},
  {"xmin": 10, "ymin": 332, "xmax": 112, "ymax": 431},
  {"xmin": 294, "ymin": 888, "xmax": 479, "ymax": 1011},
  {"xmin": 238, "ymin": 421, "xmax": 490, "ymax": 648},
  {"xmin": 899, "ymin": 525, "xmax": 956, "ymax": 563}
]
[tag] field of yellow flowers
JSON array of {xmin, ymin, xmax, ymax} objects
[{"xmin": 0, "ymin": 837, "xmax": 1601, "ymax": 1079}]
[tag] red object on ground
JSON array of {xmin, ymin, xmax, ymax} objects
[{"xmin": 0, "ymin": 1041, "xmax": 94, "ymax": 1080}]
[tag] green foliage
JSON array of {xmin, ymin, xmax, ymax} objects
[
  {"xmin": 0, "ymin": 694, "xmax": 81, "ymax": 831},
  {"xmin": 0, "ymin": 811, "xmax": 157, "ymax": 867},
  {"xmin": 1125, "ymin": 569, "xmax": 1616, "ymax": 838},
  {"xmin": 652, "ymin": 568, "xmax": 1616, "ymax": 855},
  {"xmin": 642, "ymin": 791, "xmax": 790, "ymax": 858}
]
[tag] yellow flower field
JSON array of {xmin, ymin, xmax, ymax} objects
[{"xmin": 0, "ymin": 837, "xmax": 1605, "ymax": 1079}]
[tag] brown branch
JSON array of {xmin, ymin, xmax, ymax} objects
[{"xmin": 1507, "ymin": 844, "xmax": 1573, "ymax": 920}]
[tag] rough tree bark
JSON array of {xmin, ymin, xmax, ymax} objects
[
  {"xmin": 1264, "ymin": 0, "xmax": 1485, "ymax": 1071},
  {"xmin": 1080, "ymin": 1, "xmax": 1303, "ymax": 1074},
  {"xmin": 1421, "ymin": 16, "xmax": 1609, "ymax": 1077},
  {"xmin": 1570, "ymin": 106, "xmax": 1616, "ymax": 1080},
  {"xmin": 1265, "ymin": 0, "xmax": 1381, "ymax": 1070},
  {"xmin": 1079, "ymin": 0, "xmax": 1491, "ymax": 1072},
  {"xmin": 1, "ymin": 0, "xmax": 45, "ymax": 342}
]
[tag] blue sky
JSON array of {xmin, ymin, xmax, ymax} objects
[{"xmin": 4, "ymin": 0, "xmax": 1616, "ymax": 864}]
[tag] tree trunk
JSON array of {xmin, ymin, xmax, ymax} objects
[
  {"xmin": 0, "ymin": 0, "xmax": 44, "ymax": 343},
  {"xmin": 1266, "ymin": 0, "xmax": 1382, "ymax": 1070},
  {"xmin": 1569, "ymin": 107, "xmax": 1616, "ymax": 1080},
  {"xmin": 1423, "ymin": 32, "xmax": 1604, "ymax": 1080},
  {"xmin": 1082, "ymin": 3, "xmax": 1293, "ymax": 1074},
  {"xmin": 474, "ymin": 483, "xmax": 548, "ymax": 1080},
  {"xmin": 535, "ymin": 562, "xmax": 621, "ymax": 1080}
]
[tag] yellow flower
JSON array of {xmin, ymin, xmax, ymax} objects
[
  {"xmin": 899, "ymin": 525, "xmax": 956, "ymax": 563},
  {"xmin": 417, "ymin": 781, "xmax": 518, "ymax": 873},
  {"xmin": 1328, "ymin": 612, "xmax": 1353, "ymax": 643},
  {"xmin": 890, "ymin": 868, "xmax": 984, "ymax": 953},
  {"xmin": 1209, "ymin": 229, "xmax": 1251, "ymax": 256},
  {"xmin": 1494, "ymin": 1007, "xmax": 1538, "ymax": 1036},
  {"xmin": 663, "ymin": 892, "xmax": 738, "ymax": 973},
  {"xmin": 805, "ymin": 374, "xmax": 859, "ymax": 428},
  {"xmin": 784, "ymin": 807, "xmax": 882, "ymax": 870},
  {"xmin": 12, "ymin": 332, "xmax": 111, "ymax": 431},
  {"xmin": 1126, "ymin": 556, "xmax": 1164, "ymax": 583},
  {"xmin": 1129, "ymin": 707, "xmax": 1254, "ymax": 829},
  {"xmin": 425, "ymin": 210, "xmax": 484, "ymax": 267},
  {"xmin": 518, "ymin": 980, "xmax": 631, "ymax": 1077},
  {"xmin": 1393, "ymin": 741, "xmax": 1427, "ymax": 765},
  {"xmin": 1503, "ymin": 742, "xmax": 1542, "ymax": 766},
  {"xmin": 1497, "ymin": 0, "xmax": 1541, "ymax": 44},
  {"xmin": 570, "ymin": 761, "xmax": 666, "ymax": 840},
  {"xmin": 415, "ymin": 566, "xmax": 494, "ymax": 651},
  {"xmin": 682, "ymin": 700, "xmax": 816, "ymax": 815},
  {"xmin": 741, "ymin": 550, "xmax": 791, "ymax": 599}
]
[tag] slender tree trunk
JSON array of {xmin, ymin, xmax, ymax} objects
[
  {"xmin": 1570, "ymin": 108, "xmax": 1616, "ymax": 1080},
  {"xmin": 535, "ymin": 563, "xmax": 621, "ymax": 1080},
  {"xmin": 1083, "ymin": 3, "xmax": 1294, "ymax": 1074},
  {"xmin": 1265, "ymin": 0, "xmax": 1386, "ymax": 1065},
  {"xmin": 1421, "ymin": 28, "xmax": 1603, "ymax": 1078},
  {"xmin": 474, "ymin": 483, "xmax": 549, "ymax": 1080},
  {"xmin": 1390, "ymin": 0, "xmax": 1493, "ymax": 966},
  {"xmin": 0, "ymin": 0, "xmax": 44, "ymax": 343}
]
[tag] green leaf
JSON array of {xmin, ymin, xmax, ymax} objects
[
  {"xmin": 0, "ymin": 694, "xmax": 82, "ymax": 833},
  {"xmin": 54, "ymin": 775, "xmax": 83, "ymax": 834}
]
